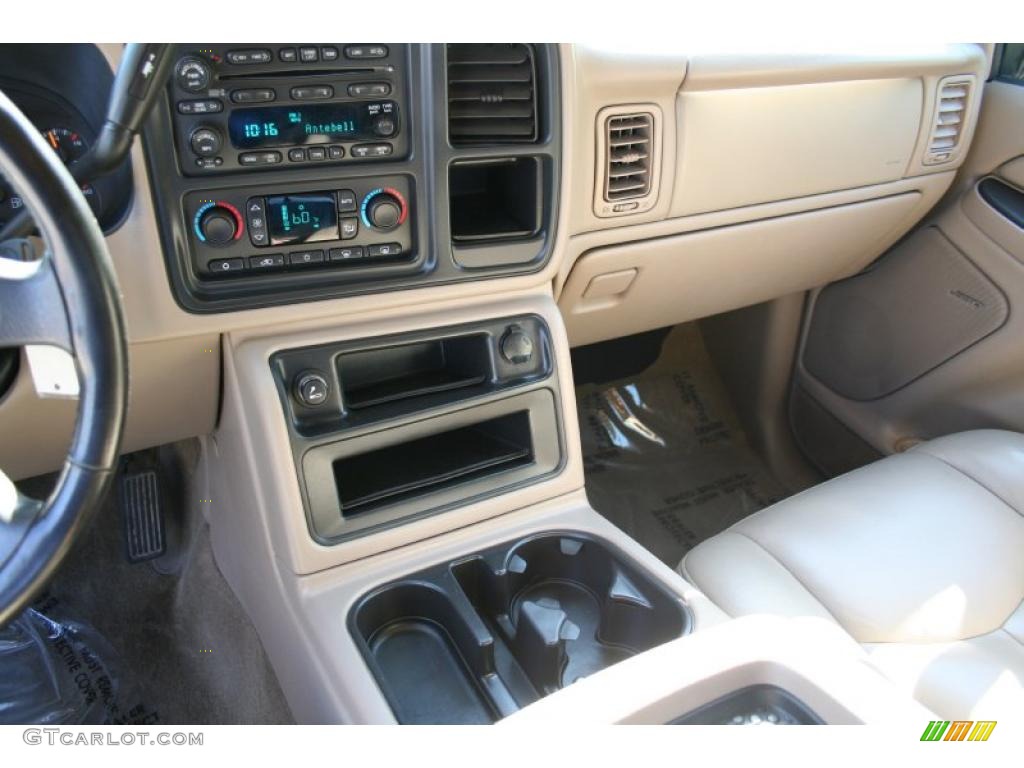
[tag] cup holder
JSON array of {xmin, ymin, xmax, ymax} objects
[{"xmin": 350, "ymin": 532, "xmax": 692, "ymax": 723}]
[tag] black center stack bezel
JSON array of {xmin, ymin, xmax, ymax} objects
[{"xmin": 142, "ymin": 44, "xmax": 562, "ymax": 313}]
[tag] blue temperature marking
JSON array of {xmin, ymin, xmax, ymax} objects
[
  {"xmin": 360, "ymin": 188, "xmax": 384, "ymax": 229},
  {"xmin": 193, "ymin": 201, "xmax": 216, "ymax": 242}
]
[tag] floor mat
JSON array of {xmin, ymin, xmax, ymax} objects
[
  {"xmin": 576, "ymin": 324, "xmax": 788, "ymax": 568},
  {"xmin": 17, "ymin": 443, "xmax": 294, "ymax": 725}
]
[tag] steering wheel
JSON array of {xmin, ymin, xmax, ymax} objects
[{"xmin": 0, "ymin": 88, "xmax": 128, "ymax": 628}]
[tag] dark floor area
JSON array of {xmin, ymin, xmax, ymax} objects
[
  {"xmin": 574, "ymin": 324, "xmax": 789, "ymax": 567},
  {"xmin": 16, "ymin": 442, "xmax": 294, "ymax": 725}
]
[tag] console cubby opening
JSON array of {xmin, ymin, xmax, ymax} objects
[
  {"xmin": 333, "ymin": 410, "xmax": 534, "ymax": 518},
  {"xmin": 449, "ymin": 157, "xmax": 541, "ymax": 243}
]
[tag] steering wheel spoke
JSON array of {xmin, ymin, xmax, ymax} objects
[{"xmin": 0, "ymin": 248, "xmax": 71, "ymax": 351}]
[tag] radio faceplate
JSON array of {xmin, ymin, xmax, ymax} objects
[{"xmin": 169, "ymin": 44, "xmax": 409, "ymax": 176}]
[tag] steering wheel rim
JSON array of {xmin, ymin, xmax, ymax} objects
[{"xmin": 0, "ymin": 88, "xmax": 128, "ymax": 627}]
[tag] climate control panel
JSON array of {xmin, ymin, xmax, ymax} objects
[{"xmin": 184, "ymin": 175, "xmax": 415, "ymax": 278}]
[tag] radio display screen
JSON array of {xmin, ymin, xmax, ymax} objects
[
  {"xmin": 265, "ymin": 193, "xmax": 339, "ymax": 245},
  {"xmin": 229, "ymin": 104, "xmax": 369, "ymax": 149}
]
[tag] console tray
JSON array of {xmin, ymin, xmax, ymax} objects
[{"xmin": 350, "ymin": 532, "xmax": 692, "ymax": 723}]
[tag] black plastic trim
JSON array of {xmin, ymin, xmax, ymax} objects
[
  {"xmin": 141, "ymin": 43, "xmax": 562, "ymax": 313},
  {"xmin": 978, "ymin": 176, "xmax": 1024, "ymax": 230}
]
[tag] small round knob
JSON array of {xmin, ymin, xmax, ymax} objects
[
  {"xmin": 366, "ymin": 194, "xmax": 402, "ymax": 231},
  {"xmin": 176, "ymin": 56, "xmax": 212, "ymax": 93},
  {"xmin": 294, "ymin": 371, "xmax": 330, "ymax": 407},
  {"xmin": 190, "ymin": 126, "xmax": 222, "ymax": 157},
  {"xmin": 372, "ymin": 113, "xmax": 397, "ymax": 138},
  {"xmin": 500, "ymin": 326, "xmax": 534, "ymax": 365},
  {"xmin": 197, "ymin": 205, "xmax": 240, "ymax": 246}
]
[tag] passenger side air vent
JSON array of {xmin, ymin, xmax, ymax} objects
[
  {"xmin": 594, "ymin": 106, "xmax": 661, "ymax": 218},
  {"xmin": 447, "ymin": 44, "xmax": 538, "ymax": 145},
  {"xmin": 605, "ymin": 113, "xmax": 653, "ymax": 201},
  {"xmin": 925, "ymin": 77, "xmax": 974, "ymax": 165}
]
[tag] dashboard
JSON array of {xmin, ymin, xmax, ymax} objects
[
  {"xmin": 0, "ymin": 44, "xmax": 133, "ymax": 234},
  {"xmin": 142, "ymin": 43, "xmax": 562, "ymax": 312},
  {"xmin": 0, "ymin": 42, "xmax": 993, "ymax": 482}
]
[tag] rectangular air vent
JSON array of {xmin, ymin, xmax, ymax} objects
[
  {"xmin": 447, "ymin": 44, "xmax": 538, "ymax": 145},
  {"xmin": 925, "ymin": 78, "xmax": 973, "ymax": 165},
  {"xmin": 602, "ymin": 112, "xmax": 654, "ymax": 208}
]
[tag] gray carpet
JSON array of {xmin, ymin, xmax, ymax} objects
[
  {"xmin": 577, "ymin": 324, "xmax": 787, "ymax": 568},
  {"xmin": 18, "ymin": 441, "xmax": 294, "ymax": 724}
]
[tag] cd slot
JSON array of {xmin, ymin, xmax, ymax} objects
[{"xmin": 217, "ymin": 67, "xmax": 382, "ymax": 81}]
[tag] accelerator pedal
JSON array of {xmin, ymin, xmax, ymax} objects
[{"xmin": 119, "ymin": 469, "xmax": 166, "ymax": 563}]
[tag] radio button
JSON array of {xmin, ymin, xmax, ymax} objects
[
  {"xmin": 177, "ymin": 99, "xmax": 223, "ymax": 114},
  {"xmin": 367, "ymin": 243, "xmax": 403, "ymax": 259},
  {"xmin": 340, "ymin": 218, "xmax": 359, "ymax": 240},
  {"xmin": 278, "ymin": 48, "xmax": 297, "ymax": 62},
  {"xmin": 190, "ymin": 127, "xmax": 222, "ymax": 158},
  {"xmin": 328, "ymin": 146, "xmax": 345, "ymax": 160},
  {"xmin": 249, "ymin": 253, "xmax": 285, "ymax": 270},
  {"xmin": 176, "ymin": 56, "xmax": 211, "ymax": 92},
  {"xmin": 226, "ymin": 49, "xmax": 272, "ymax": 65},
  {"xmin": 231, "ymin": 88, "xmax": 276, "ymax": 104},
  {"xmin": 336, "ymin": 189, "xmax": 357, "ymax": 212},
  {"xmin": 321, "ymin": 46, "xmax": 340, "ymax": 61},
  {"xmin": 289, "ymin": 250, "xmax": 325, "ymax": 266},
  {"xmin": 209, "ymin": 258, "xmax": 246, "ymax": 273},
  {"xmin": 345, "ymin": 45, "xmax": 388, "ymax": 59},
  {"xmin": 307, "ymin": 147, "xmax": 327, "ymax": 161},
  {"xmin": 351, "ymin": 143, "xmax": 393, "ymax": 159},
  {"xmin": 348, "ymin": 82, "xmax": 391, "ymax": 98},
  {"xmin": 329, "ymin": 246, "xmax": 364, "ymax": 262},
  {"xmin": 194, "ymin": 157, "xmax": 223, "ymax": 170},
  {"xmin": 372, "ymin": 114, "xmax": 397, "ymax": 138},
  {"xmin": 299, "ymin": 47, "xmax": 319, "ymax": 63},
  {"xmin": 239, "ymin": 151, "xmax": 282, "ymax": 166},
  {"xmin": 291, "ymin": 85, "xmax": 334, "ymax": 100},
  {"xmin": 288, "ymin": 148, "xmax": 307, "ymax": 162}
]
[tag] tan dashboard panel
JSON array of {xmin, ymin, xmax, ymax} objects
[
  {"xmin": 560, "ymin": 192, "xmax": 924, "ymax": 347},
  {"xmin": 671, "ymin": 78, "xmax": 923, "ymax": 217},
  {"xmin": 0, "ymin": 335, "xmax": 220, "ymax": 480}
]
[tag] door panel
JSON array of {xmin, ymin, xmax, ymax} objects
[{"xmin": 790, "ymin": 55, "xmax": 1024, "ymax": 474}]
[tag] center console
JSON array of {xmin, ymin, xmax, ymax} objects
[{"xmin": 142, "ymin": 43, "xmax": 561, "ymax": 312}]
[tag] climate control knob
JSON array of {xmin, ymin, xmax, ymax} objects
[
  {"xmin": 360, "ymin": 187, "xmax": 408, "ymax": 232},
  {"xmin": 194, "ymin": 201, "xmax": 243, "ymax": 247}
]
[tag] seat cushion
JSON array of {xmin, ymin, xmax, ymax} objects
[{"xmin": 680, "ymin": 429, "xmax": 1024, "ymax": 718}]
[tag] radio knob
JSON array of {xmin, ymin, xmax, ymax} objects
[
  {"xmin": 198, "ymin": 205, "xmax": 240, "ymax": 246},
  {"xmin": 364, "ymin": 191, "xmax": 403, "ymax": 230},
  {"xmin": 372, "ymin": 113, "xmax": 397, "ymax": 138},
  {"xmin": 176, "ymin": 56, "xmax": 212, "ymax": 93},
  {"xmin": 190, "ymin": 126, "xmax": 222, "ymax": 157}
]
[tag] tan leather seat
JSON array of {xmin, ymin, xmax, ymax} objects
[{"xmin": 679, "ymin": 430, "xmax": 1024, "ymax": 719}]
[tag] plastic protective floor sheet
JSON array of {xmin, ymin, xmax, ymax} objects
[{"xmin": 576, "ymin": 325, "xmax": 787, "ymax": 568}]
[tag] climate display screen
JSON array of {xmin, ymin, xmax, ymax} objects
[
  {"xmin": 266, "ymin": 193, "xmax": 339, "ymax": 245},
  {"xmin": 229, "ymin": 105, "xmax": 365, "ymax": 149}
]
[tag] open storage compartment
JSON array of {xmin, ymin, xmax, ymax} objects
[
  {"xmin": 333, "ymin": 411, "xmax": 533, "ymax": 518},
  {"xmin": 301, "ymin": 388, "xmax": 563, "ymax": 542},
  {"xmin": 449, "ymin": 157, "xmax": 541, "ymax": 243},
  {"xmin": 351, "ymin": 533, "xmax": 692, "ymax": 723},
  {"xmin": 337, "ymin": 334, "xmax": 492, "ymax": 411}
]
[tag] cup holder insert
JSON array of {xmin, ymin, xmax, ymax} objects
[{"xmin": 350, "ymin": 533, "xmax": 692, "ymax": 723}]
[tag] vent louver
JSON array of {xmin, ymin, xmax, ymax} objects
[
  {"xmin": 447, "ymin": 44, "xmax": 538, "ymax": 145},
  {"xmin": 604, "ymin": 113, "xmax": 653, "ymax": 202},
  {"xmin": 926, "ymin": 78, "xmax": 972, "ymax": 164}
]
